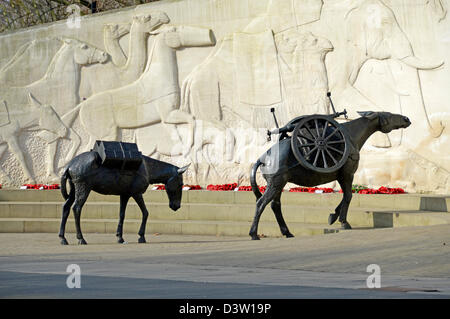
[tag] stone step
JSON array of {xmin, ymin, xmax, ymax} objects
[
  {"xmin": 0, "ymin": 201, "xmax": 411, "ymax": 227},
  {"xmin": 1, "ymin": 189, "xmax": 449, "ymax": 211},
  {"xmin": 0, "ymin": 218, "xmax": 341, "ymax": 238},
  {"xmin": 1, "ymin": 201, "xmax": 449, "ymax": 229}
]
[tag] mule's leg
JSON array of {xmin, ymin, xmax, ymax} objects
[
  {"xmin": 6, "ymin": 136, "xmax": 35, "ymax": 182},
  {"xmin": 72, "ymin": 184, "xmax": 91, "ymax": 245},
  {"xmin": 116, "ymin": 194, "xmax": 130, "ymax": 243},
  {"xmin": 133, "ymin": 194, "xmax": 149, "ymax": 243},
  {"xmin": 336, "ymin": 175, "xmax": 354, "ymax": 230},
  {"xmin": 45, "ymin": 141, "xmax": 60, "ymax": 182},
  {"xmin": 249, "ymin": 181, "xmax": 282, "ymax": 240},
  {"xmin": 59, "ymin": 182, "xmax": 75, "ymax": 245},
  {"xmin": 271, "ymin": 191, "xmax": 294, "ymax": 238},
  {"xmin": 328, "ymin": 200, "xmax": 343, "ymax": 225}
]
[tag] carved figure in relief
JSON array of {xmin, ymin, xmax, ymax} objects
[
  {"xmin": 0, "ymin": 39, "xmax": 107, "ymax": 181},
  {"xmin": 276, "ymin": 31, "xmax": 333, "ymax": 118},
  {"xmin": 66, "ymin": 23, "xmax": 215, "ymax": 156},
  {"xmin": 135, "ymin": 120, "xmax": 235, "ymax": 184},
  {"xmin": 0, "ymin": 38, "xmax": 107, "ymax": 116},
  {"xmin": 82, "ymin": 12, "xmax": 170, "ymax": 96},
  {"xmin": 0, "ymin": 38, "xmax": 62, "ymax": 87},
  {"xmin": 0, "ymin": 94, "xmax": 80, "ymax": 182},
  {"xmin": 181, "ymin": 30, "xmax": 333, "ymax": 129},
  {"xmin": 322, "ymin": 0, "xmax": 444, "ymax": 141},
  {"xmin": 244, "ymin": 0, "xmax": 324, "ymax": 33}
]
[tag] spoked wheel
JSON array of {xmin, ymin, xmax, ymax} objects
[{"xmin": 291, "ymin": 115, "xmax": 350, "ymax": 173}]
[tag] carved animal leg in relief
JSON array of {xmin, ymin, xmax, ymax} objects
[
  {"xmin": 5, "ymin": 135, "xmax": 35, "ymax": 183},
  {"xmin": 45, "ymin": 141, "xmax": 60, "ymax": 182},
  {"xmin": 160, "ymin": 110, "xmax": 195, "ymax": 156},
  {"xmin": 65, "ymin": 128, "xmax": 81, "ymax": 162},
  {"xmin": 0, "ymin": 143, "xmax": 13, "ymax": 184}
]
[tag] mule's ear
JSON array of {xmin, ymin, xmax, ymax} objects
[
  {"xmin": 177, "ymin": 164, "xmax": 190, "ymax": 175},
  {"xmin": 357, "ymin": 111, "xmax": 377, "ymax": 119}
]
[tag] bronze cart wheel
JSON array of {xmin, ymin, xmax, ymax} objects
[{"xmin": 290, "ymin": 115, "xmax": 350, "ymax": 173}]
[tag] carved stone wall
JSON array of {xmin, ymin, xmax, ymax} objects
[{"xmin": 0, "ymin": 0, "xmax": 449, "ymax": 193}]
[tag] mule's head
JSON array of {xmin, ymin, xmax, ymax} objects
[
  {"xmin": 165, "ymin": 164, "xmax": 190, "ymax": 211},
  {"xmin": 62, "ymin": 38, "xmax": 108, "ymax": 65},
  {"xmin": 357, "ymin": 111, "xmax": 411, "ymax": 133}
]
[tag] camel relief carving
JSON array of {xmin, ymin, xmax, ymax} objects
[
  {"xmin": 181, "ymin": 30, "xmax": 333, "ymax": 130},
  {"xmin": 66, "ymin": 23, "xmax": 215, "ymax": 158},
  {"xmin": 83, "ymin": 12, "xmax": 170, "ymax": 96},
  {"xmin": 275, "ymin": 30, "xmax": 333, "ymax": 119}
]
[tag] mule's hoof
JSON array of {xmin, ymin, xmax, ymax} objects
[
  {"xmin": 250, "ymin": 234, "xmax": 260, "ymax": 240},
  {"xmin": 117, "ymin": 237, "xmax": 125, "ymax": 244},
  {"xmin": 138, "ymin": 237, "xmax": 146, "ymax": 244},
  {"xmin": 78, "ymin": 239, "xmax": 88, "ymax": 245},
  {"xmin": 328, "ymin": 213, "xmax": 338, "ymax": 225},
  {"xmin": 341, "ymin": 222, "xmax": 352, "ymax": 230},
  {"xmin": 60, "ymin": 238, "xmax": 69, "ymax": 245},
  {"xmin": 285, "ymin": 233, "xmax": 295, "ymax": 238}
]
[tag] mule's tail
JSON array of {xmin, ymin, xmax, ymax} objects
[
  {"xmin": 250, "ymin": 159, "xmax": 263, "ymax": 200},
  {"xmin": 60, "ymin": 168, "xmax": 72, "ymax": 200}
]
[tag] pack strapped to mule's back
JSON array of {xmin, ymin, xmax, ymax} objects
[{"xmin": 92, "ymin": 140, "xmax": 142, "ymax": 171}]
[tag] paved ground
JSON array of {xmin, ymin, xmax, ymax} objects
[{"xmin": 0, "ymin": 224, "xmax": 449, "ymax": 299}]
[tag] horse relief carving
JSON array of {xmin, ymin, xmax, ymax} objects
[
  {"xmin": 0, "ymin": 38, "xmax": 107, "ymax": 182},
  {"xmin": 70, "ymin": 22, "xmax": 216, "ymax": 159}
]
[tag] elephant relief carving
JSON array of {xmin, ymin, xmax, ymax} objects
[{"xmin": 322, "ymin": 0, "xmax": 444, "ymax": 148}]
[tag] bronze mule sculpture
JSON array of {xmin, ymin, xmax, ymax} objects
[
  {"xmin": 249, "ymin": 111, "xmax": 411, "ymax": 240},
  {"xmin": 58, "ymin": 151, "xmax": 189, "ymax": 245}
]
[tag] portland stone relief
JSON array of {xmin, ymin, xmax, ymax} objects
[{"xmin": 0, "ymin": 0, "xmax": 449, "ymax": 193}]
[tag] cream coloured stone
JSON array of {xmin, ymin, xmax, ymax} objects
[{"xmin": 0, "ymin": 0, "xmax": 448, "ymax": 193}]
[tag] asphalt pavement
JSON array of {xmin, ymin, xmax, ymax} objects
[{"xmin": 0, "ymin": 224, "xmax": 449, "ymax": 299}]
